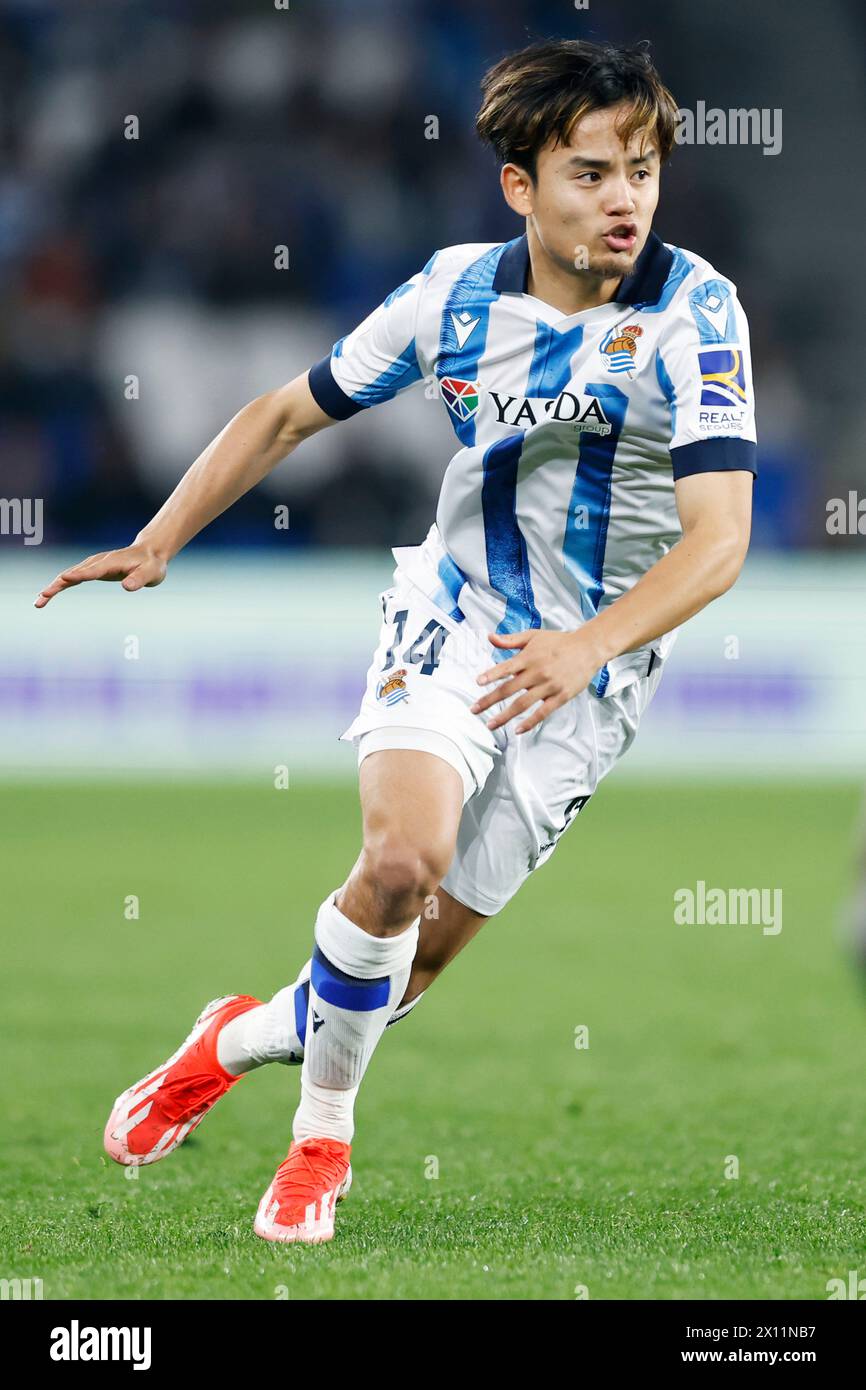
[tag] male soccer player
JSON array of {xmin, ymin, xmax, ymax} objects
[{"xmin": 36, "ymin": 40, "xmax": 756, "ymax": 1244}]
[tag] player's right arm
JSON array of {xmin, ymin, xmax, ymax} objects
[
  {"xmin": 34, "ymin": 372, "xmax": 335, "ymax": 607},
  {"xmin": 36, "ymin": 253, "xmax": 434, "ymax": 608}
]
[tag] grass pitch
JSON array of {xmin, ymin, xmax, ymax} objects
[{"xmin": 1, "ymin": 778, "xmax": 864, "ymax": 1300}]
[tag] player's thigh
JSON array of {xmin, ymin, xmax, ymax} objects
[
  {"xmin": 341, "ymin": 575, "xmax": 500, "ymax": 808},
  {"xmin": 341, "ymin": 751, "xmax": 466, "ymax": 933},
  {"xmin": 441, "ymin": 667, "xmax": 664, "ymax": 916},
  {"xmin": 358, "ymin": 746, "xmax": 464, "ymax": 881},
  {"xmin": 343, "ymin": 574, "xmax": 501, "ymax": 888}
]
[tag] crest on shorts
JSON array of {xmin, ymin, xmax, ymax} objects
[
  {"xmin": 599, "ymin": 323, "xmax": 643, "ymax": 374},
  {"xmin": 376, "ymin": 668, "xmax": 409, "ymax": 706}
]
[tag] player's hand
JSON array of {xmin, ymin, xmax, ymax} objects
[
  {"xmin": 34, "ymin": 544, "xmax": 168, "ymax": 608},
  {"xmin": 471, "ymin": 628, "xmax": 605, "ymax": 734}
]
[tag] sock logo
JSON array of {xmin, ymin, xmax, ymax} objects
[{"xmin": 312, "ymin": 1010, "xmax": 326, "ymax": 1034}]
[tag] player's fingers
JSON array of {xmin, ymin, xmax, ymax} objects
[
  {"xmin": 515, "ymin": 693, "xmax": 566, "ymax": 735},
  {"xmin": 476, "ymin": 654, "xmax": 525, "ymax": 687},
  {"xmin": 34, "ymin": 565, "xmax": 97, "ymax": 607},
  {"xmin": 488, "ymin": 630, "xmax": 531, "ymax": 649},
  {"xmin": 63, "ymin": 553, "xmax": 114, "ymax": 582},
  {"xmin": 121, "ymin": 559, "xmax": 165, "ymax": 591},
  {"xmin": 487, "ymin": 687, "xmax": 552, "ymax": 732},
  {"xmin": 34, "ymin": 551, "xmax": 133, "ymax": 607},
  {"xmin": 489, "ymin": 686, "xmax": 556, "ymax": 739},
  {"xmin": 34, "ymin": 577, "xmax": 73, "ymax": 607},
  {"xmin": 471, "ymin": 675, "xmax": 527, "ymax": 716}
]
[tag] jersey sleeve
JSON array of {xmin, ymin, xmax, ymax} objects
[
  {"xmin": 307, "ymin": 263, "xmax": 432, "ymax": 420},
  {"xmin": 655, "ymin": 275, "xmax": 757, "ymax": 480}
]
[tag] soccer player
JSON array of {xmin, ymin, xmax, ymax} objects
[{"xmin": 36, "ymin": 40, "xmax": 756, "ymax": 1244}]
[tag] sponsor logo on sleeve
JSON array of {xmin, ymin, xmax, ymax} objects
[
  {"xmin": 698, "ymin": 347, "xmax": 748, "ymax": 430},
  {"xmin": 688, "ymin": 280, "xmax": 736, "ymax": 344},
  {"xmin": 699, "ymin": 348, "xmax": 747, "ymax": 406}
]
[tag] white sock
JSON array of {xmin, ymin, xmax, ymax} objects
[
  {"xmin": 216, "ymin": 962, "xmax": 310, "ymax": 1077},
  {"xmin": 216, "ymin": 957, "xmax": 425, "ymax": 1078},
  {"xmin": 293, "ymin": 891, "xmax": 419, "ymax": 1144},
  {"xmin": 385, "ymin": 990, "xmax": 426, "ymax": 1028}
]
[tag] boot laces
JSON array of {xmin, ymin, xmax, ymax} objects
[
  {"xmin": 275, "ymin": 1140, "xmax": 347, "ymax": 1202},
  {"xmin": 158, "ymin": 1071, "xmax": 228, "ymax": 1124}
]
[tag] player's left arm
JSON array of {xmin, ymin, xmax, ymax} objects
[{"xmin": 472, "ymin": 469, "xmax": 752, "ymax": 732}]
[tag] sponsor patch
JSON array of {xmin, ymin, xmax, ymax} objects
[
  {"xmin": 439, "ymin": 377, "xmax": 479, "ymax": 422},
  {"xmin": 699, "ymin": 348, "xmax": 747, "ymax": 407},
  {"xmin": 488, "ymin": 389, "xmax": 612, "ymax": 434}
]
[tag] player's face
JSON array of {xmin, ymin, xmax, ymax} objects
[{"xmin": 527, "ymin": 102, "xmax": 661, "ymax": 281}]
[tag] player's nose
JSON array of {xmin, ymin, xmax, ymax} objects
[{"xmin": 603, "ymin": 179, "xmax": 637, "ymax": 216}]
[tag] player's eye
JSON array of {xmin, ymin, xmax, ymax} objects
[
  {"xmin": 575, "ymin": 171, "xmax": 601, "ymax": 183},
  {"xmin": 632, "ymin": 168, "xmax": 651, "ymax": 181}
]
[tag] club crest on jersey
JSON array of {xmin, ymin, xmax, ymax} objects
[
  {"xmin": 599, "ymin": 323, "xmax": 643, "ymax": 374},
  {"xmin": 440, "ymin": 377, "xmax": 480, "ymax": 422},
  {"xmin": 376, "ymin": 668, "xmax": 409, "ymax": 706},
  {"xmin": 699, "ymin": 348, "xmax": 747, "ymax": 407}
]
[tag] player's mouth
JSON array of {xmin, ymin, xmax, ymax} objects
[{"xmin": 601, "ymin": 223, "xmax": 638, "ymax": 253}]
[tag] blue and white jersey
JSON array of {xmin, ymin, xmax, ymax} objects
[{"xmin": 308, "ymin": 232, "xmax": 757, "ymax": 696}]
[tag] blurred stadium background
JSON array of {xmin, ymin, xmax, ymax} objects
[{"xmin": 2, "ymin": 0, "xmax": 865, "ymax": 779}]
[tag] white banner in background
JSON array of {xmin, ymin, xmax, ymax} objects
[{"xmin": 3, "ymin": 551, "xmax": 865, "ymax": 778}]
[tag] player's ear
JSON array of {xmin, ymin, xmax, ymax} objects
[{"xmin": 500, "ymin": 162, "xmax": 534, "ymax": 218}]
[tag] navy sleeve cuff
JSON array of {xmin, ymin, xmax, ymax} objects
[
  {"xmin": 671, "ymin": 437, "xmax": 757, "ymax": 480},
  {"xmin": 307, "ymin": 355, "xmax": 365, "ymax": 421}
]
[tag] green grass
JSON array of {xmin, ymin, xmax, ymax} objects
[{"xmin": 1, "ymin": 778, "xmax": 865, "ymax": 1300}]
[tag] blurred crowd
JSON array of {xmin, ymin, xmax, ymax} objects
[{"xmin": 0, "ymin": 0, "xmax": 860, "ymax": 552}]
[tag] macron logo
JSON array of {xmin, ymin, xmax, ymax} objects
[
  {"xmin": 692, "ymin": 295, "xmax": 729, "ymax": 335},
  {"xmin": 450, "ymin": 311, "xmax": 479, "ymax": 349},
  {"xmin": 50, "ymin": 1321, "xmax": 152, "ymax": 1371},
  {"xmin": 312, "ymin": 1010, "xmax": 326, "ymax": 1033}
]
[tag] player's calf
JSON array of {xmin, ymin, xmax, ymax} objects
[{"xmin": 252, "ymin": 749, "xmax": 465, "ymax": 1243}]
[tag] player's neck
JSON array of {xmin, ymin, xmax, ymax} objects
[{"xmin": 525, "ymin": 224, "xmax": 622, "ymax": 316}]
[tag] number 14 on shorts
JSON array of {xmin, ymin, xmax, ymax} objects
[{"xmin": 382, "ymin": 608, "xmax": 450, "ymax": 677}]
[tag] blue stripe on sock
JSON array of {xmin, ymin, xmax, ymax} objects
[
  {"xmin": 311, "ymin": 945, "xmax": 391, "ymax": 1012},
  {"xmin": 295, "ymin": 978, "xmax": 309, "ymax": 1047}
]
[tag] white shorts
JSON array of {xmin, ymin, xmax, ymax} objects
[{"xmin": 341, "ymin": 570, "xmax": 663, "ymax": 916}]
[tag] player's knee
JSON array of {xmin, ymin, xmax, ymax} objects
[{"xmin": 363, "ymin": 835, "xmax": 447, "ymax": 916}]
